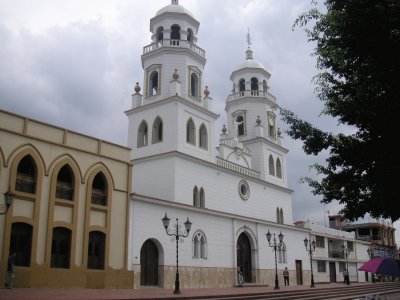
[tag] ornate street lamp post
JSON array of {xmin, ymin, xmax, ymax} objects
[
  {"xmin": 304, "ymin": 236, "xmax": 316, "ymax": 288},
  {"xmin": 266, "ymin": 230, "xmax": 285, "ymax": 290},
  {"xmin": 1, "ymin": 187, "xmax": 15, "ymax": 215},
  {"xmin": 342, "ymin": 243, "xmax": 352, "ymax": 285},
  {"xmin": 161, "ymin": 213, "xmax": 192, "ymax": 294}
]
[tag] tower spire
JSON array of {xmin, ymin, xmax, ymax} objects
[
  {"xmin": 247, "ymin": 27, "xmax": 252, "ymax": 48},
  {"xmin": 246, "ymin": 28, "xmax": 253, "ymax": 60},
  {"xmin": 172, "ymin": 0, "xmax": 178, "ymax": 4}
]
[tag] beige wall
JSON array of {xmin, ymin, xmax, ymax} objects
[{"xmin": 0, "ymin": 109, "xmax": 133, "ymax": 288}]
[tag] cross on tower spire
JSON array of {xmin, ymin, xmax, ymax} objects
[{"xmin": 172, "ymin": 0, "xmax": 178, "ymax": 4}]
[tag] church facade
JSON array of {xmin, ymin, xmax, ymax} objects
[{"xmin": 126, "ymin": 0, "xmax": 312, "ymax": 289}]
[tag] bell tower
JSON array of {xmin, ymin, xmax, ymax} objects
[{"xmin": 126, "ymin": 1, "xmax": 218, "ymax": 162}]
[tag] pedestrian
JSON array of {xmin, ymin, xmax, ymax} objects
[
  {"xmin": 343, "ymin": 268, "xmax": 349, "ymax": 285},
  {"xmin": 283, "ymin": 267, "xmax": 289, "ymax": 286},
  {"xmin": 6, "ymin": 252, "xmax": 16, "ymax": 289},
  {"xmin": 237, "ymin": 266, "xmax": 244, "ymax": 287}
]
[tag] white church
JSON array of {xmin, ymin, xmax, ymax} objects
[
  {"xmin": 126, "ymin": 0, "xmax": 332, "ymax": 289},
  {"xmin": 0, "ymin": 0, "xmax": 370, "ymax": 290}
]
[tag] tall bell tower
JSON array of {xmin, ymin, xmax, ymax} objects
[{"xmin": 126, "ymin": 0, "xmax": 218, "ymax": 164}]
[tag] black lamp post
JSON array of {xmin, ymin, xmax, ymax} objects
[
  {"xmin": 266, "ymin": 230, "xmax": 284, "ymax": 290},
  {"xmin": 1, "ymin": 187, "xmax": 15, "ymax": 215},
  {"xmin": 161, "ymin": 213, "xmax": 192, "ymax": 294},
  {"xmin": 342, "ymin": 243, "xmax": 351, "ymax": 285},
  {"xmin": 304, "ymin": 236, "xmax": 316, "ymax": 288}
]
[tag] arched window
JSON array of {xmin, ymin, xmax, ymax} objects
[
  {"xmin": 138, "ymin": 120, "xmax": 148, "ymax": 147},
  {"xmin": 187, "ymin": 28, "xmax": 193, "ymax": 43},
  {"xmin": 276, "ymin": 158, "xmax": 282, "ymax": 179},
  {"xmin": 56, "ymin": 165, "xmax": 74, "ymax": 200},
  {"xmin": 268, "ymin": 114, "xmax": 276, "ymax": 138},
  {"xmin": 10, "ymin": 222, "xmax": 33, "ymax": 267},
  {"xmin": 251, "ymin": 77, "xmax": 258, "ymax": 90},
  {"xmin": 269, "ymin": 155, "xmax": 275, "ymax": 176},
  {"xmin": 236, "ymin": 115, "xmax": 244, "ymax": 136},
  {"xmin": 193, "ymin": 231, "xmax": 207, "ymax": 259},
  {"xmin": 193, "ymin": 186, "xmax": 198, "ymax": 207},
  {"xmin": 191, "ymin": 73, "xmax": 199, "ymax": 98},
  {"xmin": 186, "ymin": 118, "xmax": 195, "ymax": 145},
  {"xmin": 87, "ymin": 231, "xmax": 105, "ymax": 270},
  {"xmin": 152, "ymin": 116, "xmax": 163, "ymax": 143},
  {"xmin": 171, "ymin": 24, "xmax": 181, "ymax": 41},
  {"xmin": 16, "ymin": 155, "xmax": 36, "ymax": 194},
  {"xmin": 51, "ymin": 227, "xmax": 71, "ymax": 268},
  {"xmin": 276, "ymin": 207, "xmax": 281, "ymax": 223},
  {"xmin": 239, "ymin": 79, "xmax": 245, "ymax": 93},
  {"xmin": 156, "ymin": 26, "xmax": 163, "ymax": 44},
  {"xmin": 91, "ymin": 172, "xmax": 107, "ymax": 206},
  {"xmin": 280, "ymin": 208, "xmax": 284, "ymax": 224},
  {"xmin": 199, "ymin": 188, "xmax": 205, "ymax": 208},
  {"xmin": 149, "ymin": 71, "xmax": 159, "ymax": 96},
  {"xmin": 199, "ymin": 124, "xmax": 207, "ymax": 149},
  {"xmin": 278, "ymin": 243, "xmax": 287, "ymax": 263}
]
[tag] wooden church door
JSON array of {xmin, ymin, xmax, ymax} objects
[
  {"xmin": 140, "ymin": 239, "xmax": 158, "ymax": 286},
  {"xmin": 237, "ymin": 233, "xmax": 252, "ymax": 283}
]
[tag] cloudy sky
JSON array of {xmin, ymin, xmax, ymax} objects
[{"xmin": 1, "ymin": 0, "xmax": 398, "ymax": 242}]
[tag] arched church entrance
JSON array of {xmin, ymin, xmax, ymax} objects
[
  {"xmin": 140, "ymin": 239, "xmax": 158, "ymax": 286},
  {"xmin": 237, "ymin": 232, "xmax": 252, "ymax": 283}
]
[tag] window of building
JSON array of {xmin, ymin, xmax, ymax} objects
[
  {"xmin": 251, "ymin": 77, "xmax": 258, "ymax": 90},
  {"xmin": 16, "ymin": 155, "xmax": 36, "ymax": 194},
  {"xmin": 187, "ymin": 28, "xmax": 193, "ymax": 44},
  {"xmin": 316, "ymin": 235, "xmax": 325, "ymax": 248},
  {"xmin": 268, "ymin": 113, "xmax": 276, "ymax": 138},
  {"xmin": 9, "ymin": 222, "xmax": 33, "ymax": 267},
  {"xmin": 269, "ymin": 155, "xmax": 275, "ymax": 176},
  {"xmin": 152, "ymin": 116, "xmax": 163, "ymax": 143},
  {"xmin": 87, "ymin": 231, "xmax": 105, "ymax": 270},
  {"xmin": 193, "ymin": 231, "xmax": 207, "ymax": 259},
  {"xmin": 156, "ymin": 26, "xmax": 163, "ymax": 44},
  {"xmin": 239, "ymin": 79, "xmax": 245, "ymax": 94},
  {"xmin": 235, "ymin": 115, "xmax": 244, "ymax": 136},
  {"xmin": 339, "ymin": 262, "xmax": 346, "ymax": 272},
  {"xmin": 276, "ymin": 158, "xmax": 282, "ymax": 179},
  {"xmin": 191, "ymin": 73, "xmax": 199, "ymax": 98},
  {"xmin": 138, "ymin": 120, "xmax": 148, "ymax": 147},
  {"xmin": 347, "ymin": 241, "xmax": 354, "ymax": 252},
  {"xmin": 199, "ymin": 124, "xmax": 208, "ymax": 149},
  {"xmin": 170, "ymin": 24, "xmax": 180, "ymax": 43},
  {"xmin": 186, "ymin": 118, "xmax": 196, "ymax": 145},
  {"xmin": 280, "ymin": 208, "xmax": 284, "ymax": 224},
  {"xmin": 238, "ymin": 180, "xmax": 250, "ymax": 200},
  {"xmin": 91, "ymin": 172, "xmax": 107, "ymax": 206},
  {"xmin": 276, "ymin": 207, "xmax": 280, "ymax": 223},
  {"xmin": 56, "ymin": 165, "xmax": 74, "ymax": 200},
  {"xmin": 51, "ymin": 227, "xmax": 71, "ymax": 269},
  {"xmin": 199, "ymin": 188, "xmax": 205, "ymax": 208},
  {"xmin": 278, "ymin": 244, "xmax": 287, "ymax": 263},
  {"xmin": 317, "ymin": 260, "xmax": 326, "ymax": 272},
  {"xmin": 193, "ymin": 186, "xmax": 199, "ymax": 207},
  {"xmin": 149, "ymin": 71, "xmax": 159, "ymax": 96}
]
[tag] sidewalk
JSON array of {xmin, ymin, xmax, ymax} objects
[{"xmin": 0, "ymin": 282, "xmax": 372, "ymax": 300}]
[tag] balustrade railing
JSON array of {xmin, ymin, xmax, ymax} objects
[
  {"xmin": 143, "ymin": 39, "xmax": 205, "ymax": 57},
  {"xmin": 216, "ymin": 157, "xmax": 260, "ymax": 179},
  {"xmin": 226, "ymin": 90, "xmax": 277, "ymax": 102}
]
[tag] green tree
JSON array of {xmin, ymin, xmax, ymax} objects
[{"xmin": 281, "ymin": 0, "xmax": 400, "ymax": 221}]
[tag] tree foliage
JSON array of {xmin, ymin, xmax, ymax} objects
[{"xmin": 281, "ymin": 0, "xmax": 400, "ymax": 221}]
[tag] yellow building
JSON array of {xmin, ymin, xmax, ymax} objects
[{"xmin": 0, "ymin": 109, "xmax": 133, "ymax": 288}]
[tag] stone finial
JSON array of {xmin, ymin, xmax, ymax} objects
[
  {"xmin": 222, "ymin": 124, "xmax": 227, "ymax": 134},
  {"xmin": 134, "ymin": 82, "xmax": 141, "ymax": 93},
  {"xmin": 173, "ymin": 69, "xmax": 179, "ymax": 80},
  {"xmin": 256, "ymin": 115, "xmax": 261, "ymax": 125},
  {"xmin": 277, "ymin": 127, "xmax": 282, "ymax": 137},
  {"xmin": 204, "ymin": 86, "xmax": 210, "ymax": 97}
]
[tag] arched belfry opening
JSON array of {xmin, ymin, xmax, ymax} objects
[
  {"xmin": 156, "ymin": 26, "xmax": 164, "ymax": 45},
  {"xmin": 170, "ymin": 24, "xmax": 181, "ymax": 44},
  {"xmin": 187, "ymin": 28, "xmax": 193, "ymax": 44},
  {"xmin": 237, "ymin": 232, "xmax": 252, "ymax": 283}
]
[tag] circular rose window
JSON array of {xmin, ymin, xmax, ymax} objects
[{"xmin": 238, "ymin": 180, "xmax": 250, "ymax": 200}]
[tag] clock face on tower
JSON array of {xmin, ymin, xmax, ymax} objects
[{"xmin": 238, "ymin": 180, "xmax": 250, "ymax": 200}]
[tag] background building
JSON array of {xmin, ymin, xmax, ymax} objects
[{"xmin": 0, "ymin": 110, "xmax": 133, "ymax": 288}]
